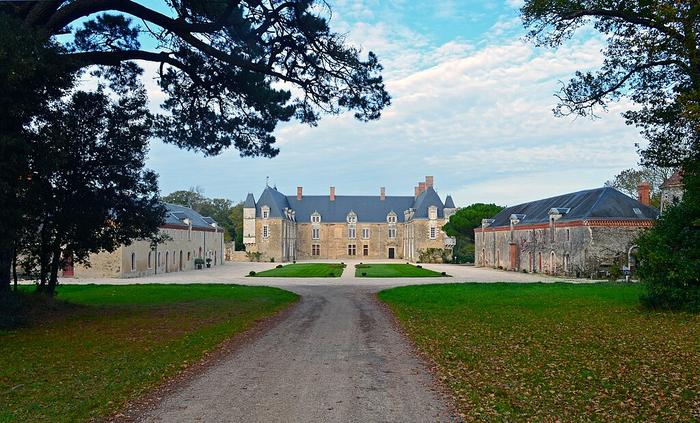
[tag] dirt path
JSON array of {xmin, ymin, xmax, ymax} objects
[{"xmin": 137, "ymin": 284, "xmax": 454, "ymax": 422}]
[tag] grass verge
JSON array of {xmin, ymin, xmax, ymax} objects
[
  {"xmin": 0, "ymin": 284, "xmax": 298, "ymax": 422},
  {"xmin": 251, "ymin": 263, "xmax": 345, "ymax": 277},
  {"xmin": 355, "ymin": 263, "xmax": 446, "ymax": 277},
  {"xmin": 378, "ymin": 283, "xmax": 700, "ymax": 421}
]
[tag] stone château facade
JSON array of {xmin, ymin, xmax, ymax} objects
[
  {"xmin": 243, "ymin": 177, "xmax": 456, "ymax": 262},
  {"xmin": 66, "ymin": 203, "xmax": 225, "ymax": 278},
  {"xmin": 474, "ymin": 187, "xmax": 658, "ymax": 277}
]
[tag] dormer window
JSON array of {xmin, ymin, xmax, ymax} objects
[
  {"xmin": 347, "ymin": 211, "xmax": 357, "ymax": 224},
  {"xmin": 311, "ymin": 212, "xmax": 321, "ymax": 224},
  {"xmin": 428, "ymin": 206, "xmax": 438, "ymax": 220},
  {"xmin": 261, "ymin": 206, "xmax": 270, "ymax": 219},
  {"xmin": 387, "ymin": 212, "xmax": 397, "ymax": 224}
]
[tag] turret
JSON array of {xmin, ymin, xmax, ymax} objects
[
  {"xmin": 444, "ymin": 195, "xmax": 457, "ymax": 219},
  {"xmin": 243, "ymin": 193, "xmax": 256, "ymax": 245}
]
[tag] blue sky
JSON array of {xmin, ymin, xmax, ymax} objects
[{"xmin": 131, "ymin": 0, "xmax": 642, "ymax": 206}]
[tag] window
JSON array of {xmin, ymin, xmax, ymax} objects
[
  {"xmin": 157, "ymin": 252, "xmax": 161, "ymax": 266},
  {"xmin": 363, "ymin": 244, "xmax": 369, "ymax": 256},
  {"xmin": 131, "ymin": 252, "xmax": 136, "ymax": 271},
  {"xmin": 429, "ymin": 226, "xmax": 437, "ymax": 239},
  {"xmin": 347, "ymin": 212, "xmax": 357, "ymax": 223},
  {"xmin": 348, "ymin": 227, "xmax": 356, "ymax": 239},
  {"xmin": 387, "ymin": 213, "xmax": 397, "ymax": 223},
  {"xmin": 311, "ymin": 212, "xmax": 321, "ymax": 223},
  {"xmin": 148, "ymin": 251, "xmax": 152, "ymax": 269},
  {"xmin": 312, "ymin": 227, "xmax": 320, "ymax": 240},
  {"xmin": 566, "ymin": 228, "xmax": 570, "ymax": 241},
  {"xmin": 187, "ymin": 251, "xmax": 191, "ymax": 261},
  {"xmin": 263, "ymin": 225, "xmax": 269, "ymax": 238},
  {"xmin": 388, "ymin": 228, "xmax": 396, "ymax": 239},
  {"xmin": 312, "ymin": 244, "xmax": 320, "ymax": 256},
  {"xmin": 173, "ymin": 251, "xmax": 176, "ymax": 264},
  {"xmin": 262, "ymin": 206, "xmax": 270, "ymax": 219},
  {"xmin": 362, "ymin": 228, "xmax": 370, "ymax": 239},
  {"xmin": 428, "ymin": 206, "xmax": 438, "ymax": 220},
  {"xmin": 348, "ymin": 244, "xmax": 357, "ymax": 256}
]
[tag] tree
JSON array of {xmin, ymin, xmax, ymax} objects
[
  {"xmin": 0, "ymin": 14, "xmax": 74, "ymax": 292},
  {"xmin": 443, "ymin": 203, "xmax": 504, "ymax": 263},
  {"xmin": 637, "ymin": 165, "xmax": 700, "ymax": 311},
  {"xmin": 2, "ymin": 1, "xmax": 390, "ymax": 156},
  {"xmin": 0, "ymin": 1, "xmax": 390, "ymax": 289},
  {"xmin": 24, "ymin": 87, "xmax": 164, "ymax": 295},
  {"xmin": 521, "ymin": 1, "xmax": 699, "ymax": 169},
  {"xmin": 605, "ymin": 166, "xmax": 674, "ymax": 208},
  {"xmin": 229, "ymin": 202, "xmax": 245, "ymax": 251},
  {"xmin": 443, "ymin": 203, "xmax": 505, "ymax": 242}
]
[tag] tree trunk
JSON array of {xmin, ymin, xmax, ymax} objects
[
  {"xmin": 47, "ymin": 244, "xmax": 61, "ymax": 296},
  {"xmin": 12, "ymin": 246, "xmax": 18, "ymax": 292},
  {"xmin": 0, "ymin": 244, "xmax": 11, "ymax": 293}
]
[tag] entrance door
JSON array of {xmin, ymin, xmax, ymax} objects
[
  {"xmin": 388, "ymin": 247, "xmax": 395, "ymax": 259},
  {"xmin": 165, "ymin": 252, "xmax": 169, "ymax": 273},
  {"xmin": 63, "ymin": 255, "xmax": 74, "ymax": 277}
]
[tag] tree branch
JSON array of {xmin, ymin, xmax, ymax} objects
[{"xmin": 560, "ymin": 8, "xmax": 685, "ymax": 43}]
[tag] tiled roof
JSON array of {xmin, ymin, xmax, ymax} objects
[
  {"xmin": 250, "ymin": 186, "xmax": 447, "ymax": 223},
  {"xmin": 660, "ymin": 170, "xmax": 683, "ymax": 188},
  {"xmin": 486, "ymin": 187, "xmax": 658, "ymax": 228}
]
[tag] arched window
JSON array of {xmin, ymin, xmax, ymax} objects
[
  {"xmin": 157, "ymin": 252, "xmax": 161, "ymax": 266},
  {"xmin": 550, "ymin": 251, "xmax": 556, "ymax": 275},
  {"xmin": 148, "ymin": 251, "xmax": 152, "ymax": 269},
  {"xmin": 131, "ymin": 252, "xmax": 136, "ymax": 271}
]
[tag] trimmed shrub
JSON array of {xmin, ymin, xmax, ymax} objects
[
  {"xmin": 248, "ymin": 271, "xmax": 256, "ymax": 276},
  {"xmin": 361, "ymin": 272, "xmax": 367, "ymax": 277},
  {"xmin": 276, "ymin": 264, "xmax": 283, "ymax": 269}
]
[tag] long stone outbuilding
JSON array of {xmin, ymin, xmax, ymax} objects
[
  {"xmin": 474, "ymin": 186, "xmax": 658, "ymax": 278},
  {"xmin": 65, "ymin": 203, "xmax": 225, "ymax": 278}
]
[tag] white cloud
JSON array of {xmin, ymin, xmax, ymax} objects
[{"xmin": 142, "ymin": 6, "xmax": 643, "ymax": 207}]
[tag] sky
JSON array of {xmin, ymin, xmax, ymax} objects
[{"xmin": 132, "ymin": 0, "xmax": 643, "ymax": 206}]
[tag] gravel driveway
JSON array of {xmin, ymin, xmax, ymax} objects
[{"xmin": 137, "ymin": 284, "xmax": 455, "ymax": 422}]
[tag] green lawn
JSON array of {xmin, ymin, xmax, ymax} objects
[
  {"xmin": 355, "ymin": 263, "xmax": 446, "ymax": 277},
  {"xmin": 0, "ymin": 284, "xmax": 297, "ymax": 423},
  {"xmin": 379, "ymin": 283, "xmax": 700, "ymax": 422},
  {"xmin": 251, "ymin": 263, "xmax": 345, "ymax": 277}
]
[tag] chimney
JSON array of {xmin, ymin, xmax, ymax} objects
[
  {"xmin": 296, "ymin": 186, "xmax": 303, "ymax": 200},
  {"xmin": 418, "ymin": 182, "xmax": 426, "ymax": 194},
  {"xmin": 380, "ymin": 187, "xmax": 386, "ymax": 201},
  {"xmin": 637, "ymin": 181, "xmax": 651, "ymax": 206},
  {"xmin": 330, "ymin": 186, "xmax": 335, "ymax": 201},
  {"xmin": 425, "ymin": 176, "xmax": 434, "ymax": 188},
  {"xmin": 414, "ymin": 186, "xmax": 420, "ymax": 197}
]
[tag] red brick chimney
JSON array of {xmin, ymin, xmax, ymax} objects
[
  {"xmin": 380, "ymin": 187, "xmax": 385, "ymax": 201},
  {"xmin": 330, "ymin": 186, "xmax": 335, "ymax": 201},
  {"xmin": 418, "ymin": 182, "xmax": 426, "ymax": 194},
  {"xmin": 296, "ymin": 186, "xmax": 303, "ymax": 200},
  {"xmin": 425, "ymin": 176, "xmax": 434, "ymax": 188},
  {"xmin": 637, "ymin": 181, "xmax": 651, "ymax": 206}
]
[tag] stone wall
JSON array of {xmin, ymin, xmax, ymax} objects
[
  {"xmin": 475, "ymin": 222, "xmax": 650, "ymax": 277},
  {"xmin": 71, "ymin": 226, "xmax": 225, "ymax": 278}
]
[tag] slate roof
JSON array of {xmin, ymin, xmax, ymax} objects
[
  {"xmin": 162, "ymin": 203, "xmax": 219, "ymax": 230},
  {"xmin": 250, "ymin": 186, "xmax": 448, "ymax": 223},
  {"xmin": 444, "ymin": 195, "xmax": 456, "ymax": 209},
  {"xmin": 244, "ymin": 193, "xmax": 256, "ymax": 208},
  {"xmin": 486, "ymin": 187, "xmax": 659, "ymax": 228}
]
